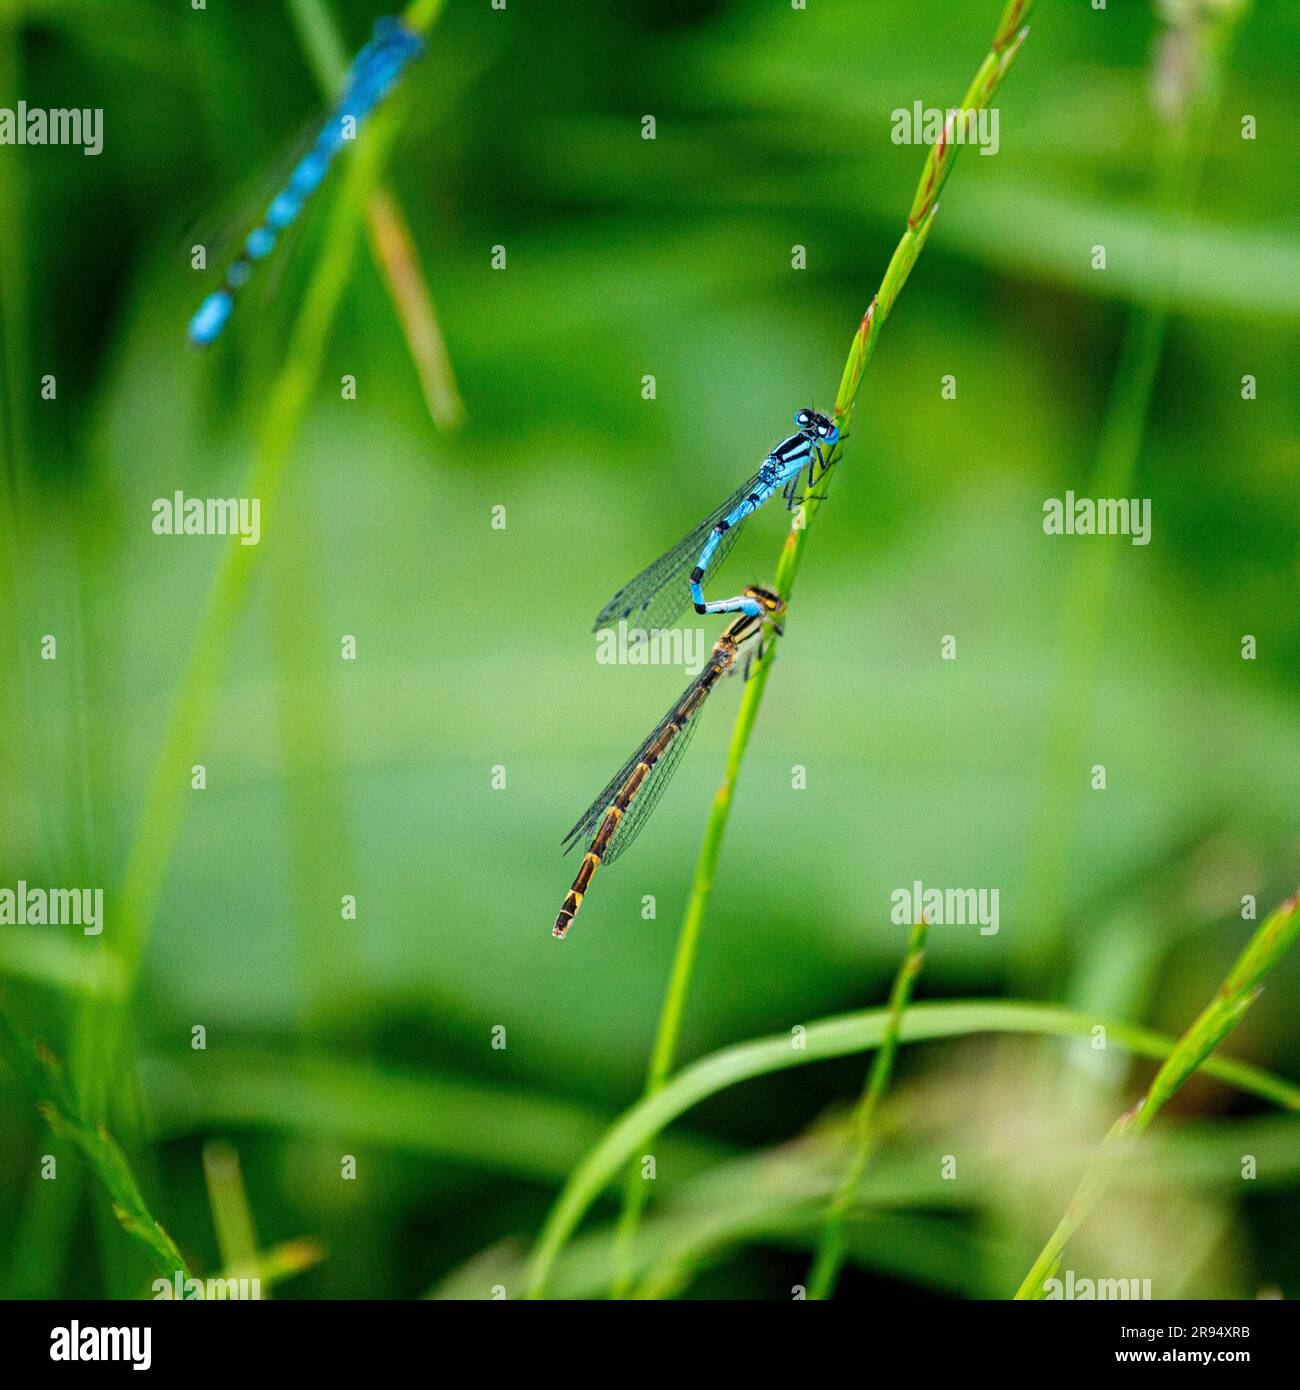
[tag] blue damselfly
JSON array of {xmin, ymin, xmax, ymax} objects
[
  {"xmin": 188, "ymin": 15, "xmax": 424, "ymax": 347},
  {"xmin": 593, "ymin": 410, "xmax": 839, "ymax": 634},
  {"xmin": 554, "ymin": 585, "xmax": 784, "ymax": 938}
]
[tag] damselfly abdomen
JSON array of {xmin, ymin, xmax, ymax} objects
[
  {"xmin": 593, "ymin": 410, "xmax": 838, "ymax": 635},
  {"xmin": 554, "ymin": 585, "xmax": 785, "ymax": 939},
  {"xmin": 188, "ymin": 16, "xmax": 424, "ymax": 347}
]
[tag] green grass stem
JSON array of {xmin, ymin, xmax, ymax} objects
[
  {"xmin": 608, "ymin": 0, "xmax": 1038, "ymax": 1297},
  {"xmin": 202, "ymin": 1139, "xmax": 261, "ymax": 1286},
  {"xmin": 79, "ymin": 3, "xmax": 453, "ymax": 1120},
  {"xmin": 1015, "ymin": 887, "xmax": 1300, "ymax": 1299},
  {"xmin": 806, "ymin": 914, "xmax": 931, "ymax": 1299}
]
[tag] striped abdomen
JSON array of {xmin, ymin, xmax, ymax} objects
[{"xmin": 552, "ymin": 680, "xmax": 715, "ymax": 939}]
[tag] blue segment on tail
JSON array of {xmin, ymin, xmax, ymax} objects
[
  {"xmin": 688, "ymin": 485, "xmax": 776, "ymax": 613},
  {"xmin": 187, "ymin": 16, "xmax": 424, "ymax": 349},
  {"xmin": 593, "ymin": 410, "xmax": 840, "ymax": 633},
  {"xmin": 189, "ymin": 291, "xmax": 234, "ymax": 347}
]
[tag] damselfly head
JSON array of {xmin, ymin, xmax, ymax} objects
[{"xmin": 794, "ymin": 407, "xmax": 839, "ymax": 445}]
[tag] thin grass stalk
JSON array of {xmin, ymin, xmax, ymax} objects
[
  {"xmin": 806, "ymin": 914, "xmax": 930, "ymax": 1299},
  {"xmin": 81, "ymin": 149, "xmax": 372, "ymax": 1113},
  {"xmin": 79, "ymin": 1, "xmax": 451, "ymax": 1115},
  {"xmin": 1013, "ymin": 0, "xmax": 1249, "ymax": 991},
  {"xmin": 1015, "ymin": 888, "xmax": 1300, "ymax": 1299},
  {"xmin": 607, "ymin": 0, "xmax": 1038, "ymax": 1299},
  {"xmin": 365, "ymin": 187, "xmax": 464, "ymax": 428},
  {"xmin": 202, "ymin": 1140, "xmax": 261, "ymax": 1286}
]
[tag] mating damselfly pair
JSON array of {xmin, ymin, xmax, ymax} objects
[
  {"xmin": 188, "ymin": 16, "xmax": 424, "ymax": 347},
  {"xmin": 553, "ymin": 408, "xmax": 841, "ymax": 938},
  {"xmin": 184, "ymin": 16, "xmax": 839, "ymax": 941}
]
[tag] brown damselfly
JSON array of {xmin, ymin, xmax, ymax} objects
[{"xmin": 553, "ymin": 585, "xmax": 784, "ymax": 938}]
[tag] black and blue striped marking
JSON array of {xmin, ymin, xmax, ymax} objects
[
  {"xmin": 593, "ymin": 409, "xmax": 839, "ymax": 633},
  {"xmin": 188, "ymin": 16, "xmax": 424, "ymax": 347}
]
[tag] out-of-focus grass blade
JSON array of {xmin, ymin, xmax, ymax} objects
[
  {"xmin": 365, "ymin": 188, "xmax": 464, "ymax": 428},
  {"xmin": 524, "ymin": 995, "xmax": 1300, "ymax": 1297},
  {"xmin": 202, "ymin": 1140, "xmax": 261, "ymax": 1288},
  {"xmin": 0, "ymin": 1009, "xmax": 190, "ymax": 1282},
  {"xmin": 87, "ymin": 9, "xmax": 451, "ymax": 1110},
  {"xmin": 0, "ymin": 930, "xmax": 123, "ymax": 998},
  {"xmin": 140, "ymin": 1049, "xmax": 729, "ymax": 1184},
  {"xmin": 285, "ymin": 0, "xmax": 464, "ymax": 428}
]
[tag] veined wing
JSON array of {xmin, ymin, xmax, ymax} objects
[
  {"xmin": 593, "ymin": 468, "xmax": 767, "ymax": 633},
  {"xmin": 562, "ymin": 672, "xmax": 712, "ymax": 859},
  {"xmin": 602, "ymin": 711, "xmax": 701, "ymax": 864}
]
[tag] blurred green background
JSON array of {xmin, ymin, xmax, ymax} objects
[{"xmin": 1, "ymin": 0, "xmax": 1298, "ymax": 1299}]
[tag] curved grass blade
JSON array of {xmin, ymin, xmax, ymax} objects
[
  {"xmin": 525, "ymin": 996, "xmax": 1300, "ymax": 1297},
  {"xmin": 1015, "ymin": 888, "xmax": 1300, "ymax": 1300}
]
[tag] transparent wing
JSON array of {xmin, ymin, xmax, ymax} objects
[
  {"xmin": 184, "ymin": 113, "xmax": 321, "ymax": 268},
  {"xmin": 593, "ymin": 469, "xmax": 766, "ymax": 633},
  {"xmin": 561, "ymin": 732, "xmax": 659, "ymax": 857},
  {"xmin": 603, "ymin": 711, "xmax": 701, "ymax": 864},
  {"xmin": 562, "ymin": 673, "xmax": 711, "ymax": 857}
]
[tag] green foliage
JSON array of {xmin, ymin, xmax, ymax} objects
[
  {"xmin": 1016, "ymin": 889, "xmax": 1300, "ymax": 1298},
  {"xmin": 523, "ymin": 996, "xmax": 1300, "ymax": 1297},
  {"xmin": 0, "ymin": 1011, "xmax": 190, "ymax": 1283},
  {"xmin": 0, "ymin": 0, "xmax": 1296, "ymax": 1300}
]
